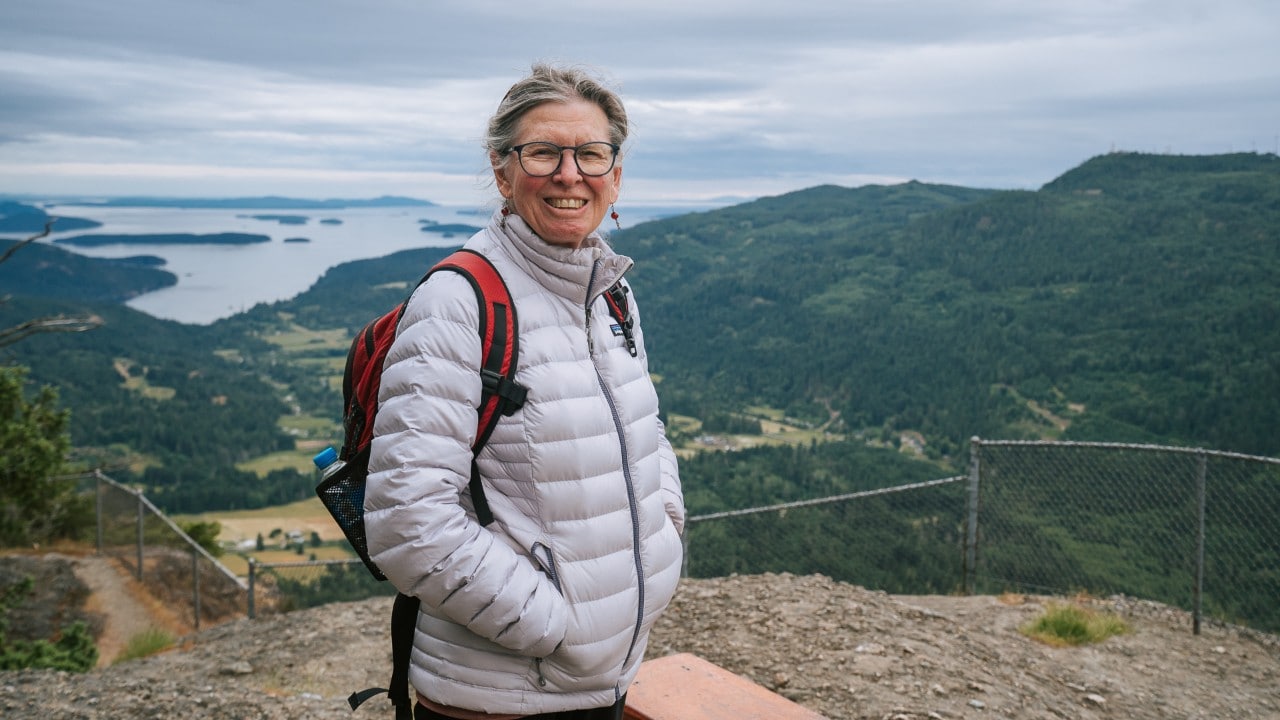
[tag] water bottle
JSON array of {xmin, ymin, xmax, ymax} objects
[{"xmin": 313, "ymin": 446, "xmax": 345, "ymax": 480}]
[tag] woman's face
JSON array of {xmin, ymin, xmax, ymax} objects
[{"xmin": 493, "ymin": 99, "xmax": 622, "ymax": 248}]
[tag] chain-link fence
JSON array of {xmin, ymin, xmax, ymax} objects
[
  {"xmin": 246, "ymin": 558, "xmax": 395, "ymax": 618},
  {"xmin": 966, "ymin": 439, "xmax": 1280, "ymax": 635},
  {"xmin": 93, "ymin": 471, "xmax": 247, "ymax": 630},
  {"xmin": 244, "ymin": 477, "xmax": 972, "ymax": 615},
  {"xmin": 682, "ymin": 476, "xmax": 969, "ymax": 595},
  {"xmin": 232, "ymin": 441, "xmax": 1278, "ymax": 636}
]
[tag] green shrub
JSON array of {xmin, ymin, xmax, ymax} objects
[
  {"xmin": 1020, "ymin": 601, "xmax": 1130, "ymax": 646},
  {"xmin": 0, "ymin": 621, "xmax": 98, "ymax": 672},
  {"xmin": 0, "ymin": 577, "xmax": 98, "ymax": 672},
  {"xmin": 181, "ymin": 520, "xmax": 224, "ymax": 557},
  {"xmin": 114, "ymin": 627, "xmax": 174, "ymax": 663}
]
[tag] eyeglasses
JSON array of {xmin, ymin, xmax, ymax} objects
[{"xmin": 508, "ymin": 141, "xmax": 620, "ymax": 177}]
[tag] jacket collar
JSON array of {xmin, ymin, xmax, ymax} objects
[{"xmin": 489, "ymin": 209, "xmax": 633, "ymax": 304}]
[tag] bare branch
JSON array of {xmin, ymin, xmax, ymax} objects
[
  {"xmin": 0, "ymin": 217, "xmax": 58, "ymax": 266},
  {"xmin": 1, "ymin": 217, "xmax": 105, "ymax": 347},
  {"xmin": 0, "ymin": 314, "xmax": 104, "ymax": 348}
]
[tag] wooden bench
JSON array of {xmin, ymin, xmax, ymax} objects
[{"xmin": 625, "ymin": 653, "xmax": 828, "ymax": 720}]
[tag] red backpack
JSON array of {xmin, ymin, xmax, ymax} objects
[
  {"xmin": 314, "ymin": 247, "xmax": 635, "ymax": 718},
  {"xmin": 316, "ymin": 248, "xmax": 528, "ymax": 582}
]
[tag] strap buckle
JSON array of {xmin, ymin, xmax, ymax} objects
[{"xmin": 481, "ymin": 369, "xmax": 529, "ymax": 416}]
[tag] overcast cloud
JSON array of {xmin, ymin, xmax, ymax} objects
[{"xmin": 1, "ymin": 0, "xmax": 1276, "ymax": 206}]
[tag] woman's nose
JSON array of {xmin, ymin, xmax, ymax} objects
[{"xmin": 552, "ymin": 148, "xmax": 583, "ymax": 182}]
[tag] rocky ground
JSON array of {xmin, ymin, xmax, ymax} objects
[{"xmin": 2, "ymin": 555, "xmax": 1278, "ymax": 719}]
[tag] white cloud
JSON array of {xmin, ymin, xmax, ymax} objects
[{"xmin": 1, "ymin": 0, "xmax": 1277, "ymax": 202}]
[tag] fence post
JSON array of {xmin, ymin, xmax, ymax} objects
[
  {"xmin": 192, "ymin": 547, "xmax": 202, "ymax": 631},
  {"xmin": 247, "ymin": 559, "xmax": 256, "ymax": 620},
  {"xmin": 964, "ymin": 437, "xmax": 982, "ymax": 595},
  {"xmin": 1193, "ymin": 451, "xmax": 1207, "ymax": 635},
  {"xmin": 94, "ymin": 472, "xmax": 104, "ymax": 555},
  {"xmin": 681, "ymin": 528, "xmax": 690, "ymax": 579},
  {"xmin": 135, "ymin": 491, "xmax": 145, "ymax": 581}
]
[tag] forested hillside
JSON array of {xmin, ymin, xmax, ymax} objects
[
  {"xmin": 622, "ymin": 152, "xmax": 1280, "ymax": 458},
  {"xmin": 0, "ymin": 292, "xmax": 309, "ymax": 510},
  {"xmin": 1, "ymin": 152, "xmax": 1278, "ymax": 515},
  {"xmin": 0, "ymin": 240, "xmax": 175, "ymax": 302}
]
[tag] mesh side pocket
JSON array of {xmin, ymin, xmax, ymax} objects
[{"xmin": 315, "ymin": 446, "xmax": 386, "ymax": 581}]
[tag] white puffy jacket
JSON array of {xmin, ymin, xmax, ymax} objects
[{"xmin": 365, "ymin": 211, "xmax": 685, "ymax": 715}]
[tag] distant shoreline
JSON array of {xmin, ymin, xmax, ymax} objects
[
  {"xmin": 54, "ymin": 232, "xmax": 272, "ymax": 247},
  {"xmin": 55, "ymin": 195, "xmax": 437, "ymax": 210}
]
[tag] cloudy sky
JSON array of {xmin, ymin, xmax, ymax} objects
[{"xmin": 1, "ymin": 0, "xmax": 1276, "ymax": 206}]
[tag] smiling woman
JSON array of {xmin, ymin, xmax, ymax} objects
[
  {"xmin": 360, "ymin": 62, "xmax": 686, "ymax": 720},
  {"xmin": 491, "ymin": 99, "xmax": 623, "ymax": 247}
]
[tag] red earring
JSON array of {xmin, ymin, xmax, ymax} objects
[
  {"xmin": 610, "ymin": 205, "xmax": 620, "ymax": 229},
  {"xmin": 500, "ymin": 205, "xmax": 510, "ymax": 228}
]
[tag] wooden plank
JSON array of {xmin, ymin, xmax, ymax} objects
[{"xmin": 625, "ymin": 653, "xmax": 828, "ymax": 720}]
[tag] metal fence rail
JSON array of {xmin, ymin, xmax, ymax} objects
[
  {"xmin": 92, "ymin": 471, "xmax": 247, "ymax": 630},
  {"xmin": 681, "ymin": 476, "xmax": 968, "ymax": 595}
]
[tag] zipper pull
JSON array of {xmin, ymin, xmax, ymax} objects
[{"xmin": 585, "ymin": 259, "xmax": 602, "ymax": 356}]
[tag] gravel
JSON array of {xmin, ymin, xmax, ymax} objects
[{"xmin": 2, "ymin": 558, "xmax": 1278, "ymax": 719}]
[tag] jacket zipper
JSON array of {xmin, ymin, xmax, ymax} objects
[
  {"xmin": 595, "ymin": 371, "xmax": 646, "ymax": 671},
  {"xmin": 583, "ymin": 259, "xmax": 646, "ymax": 678},
  {"xmin": 585, "ymin": 261, "xmax": 600, "ymax": 356}
]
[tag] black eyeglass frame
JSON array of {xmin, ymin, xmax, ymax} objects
[{"xmin": 507, "ymin": 141, "xmax": 621, "ymax": 177}]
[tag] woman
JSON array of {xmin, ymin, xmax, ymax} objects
[{"xmin": 365, "ymin": 63, "xmax": 686, "ymax": 720}]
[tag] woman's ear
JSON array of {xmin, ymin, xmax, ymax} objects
[
  {"xmin": 607, "ymin": 164, "xmax": 623, "ymax": 204},
  {"xmin": 491, "ymin": 152, "xmax": 513, "ymax": 198}
]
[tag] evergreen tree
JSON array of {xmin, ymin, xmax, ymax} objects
[{"xmin": 0, "ymin": 366, "xmax": 89, "ymax": 547}]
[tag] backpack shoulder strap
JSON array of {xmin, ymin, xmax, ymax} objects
[
  {"xmin": 423, "ymin": 249, "xmax": 526, "ymax": 526},
  {"xmin": 427, "ymin": 249, "xmax": 527, "ymax": 449}
]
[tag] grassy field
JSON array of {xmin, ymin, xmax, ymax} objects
[
  {"xmin": 114, "ymin": 358, "xmax": 177, "ymax": 401},
  {"xmin": 181, "ymin": 496, "xmax": 344, "ymax": 545},
  {"xmin": 236, "ymin": 448, "xmax": 324, "ymax": 476},
  {"xmin": 671, "ymin": 406, "xmax": 840, "ymax": 458},
  {"xmin": 219, "ymin": 544, "xmax": 355, "ymax": 576},
  {"xmin": 261, "ymin": 325, "xmax": 350, "ymax": 353}
]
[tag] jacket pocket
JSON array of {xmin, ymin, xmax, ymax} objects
[{"xmin": 530, "ymin": 541, "xmax": 562, "ymax": 593}]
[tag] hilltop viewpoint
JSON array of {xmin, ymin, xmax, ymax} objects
[{"xmin": 1, "ymin": 552, "xmax": 1277, "ymax": 719}]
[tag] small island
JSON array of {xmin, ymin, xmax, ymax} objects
[
  {"xmin": 319, "ymin": 218, "xmax": 343, "ymax": 225},
  {"xmin": 283, "ymin": 237, "xmax": 311, "ymax": 244},
  {"xmin": 240, "ymin": 214, "xmax": 308, "ymax": 225},
  {"xmin": 419, "ymin": 220, "xmax": 482, "ymax": 235},
  {"xmin": 54, "ymin": 232, "xmax": 272, "ymax": 247},
  {"xmin": 109, "ymin": 255, "xmax": 169, "ymax": 267}
]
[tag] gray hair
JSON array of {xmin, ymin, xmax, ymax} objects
[{"xmin": 485, "ymin": 63, "xmax": 628, "ymax": 171}]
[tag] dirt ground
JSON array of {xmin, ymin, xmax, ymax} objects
[
  {"xmin": 649, "ymin": 573, "xmax": 1280, "ymax": 719},
  {"xmin": 1, "ymin": 551, "xmax": 192, "ymax": 666},
  {"xmin": 71, "ymin": 553, "xmax": 193, "ymax": 666},
  {"xmin": 2, "ymin": 556, "xmax": 1277, "ymax": 720}
]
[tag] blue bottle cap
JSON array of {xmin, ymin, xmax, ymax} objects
[{"xmin": 312, "ymin": 446, "xmax": 338, "ymax": 468}]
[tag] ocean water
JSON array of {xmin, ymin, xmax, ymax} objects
[{"xmin": 39, "ymin": 203, "xmax": 695, "ymax": 325}]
